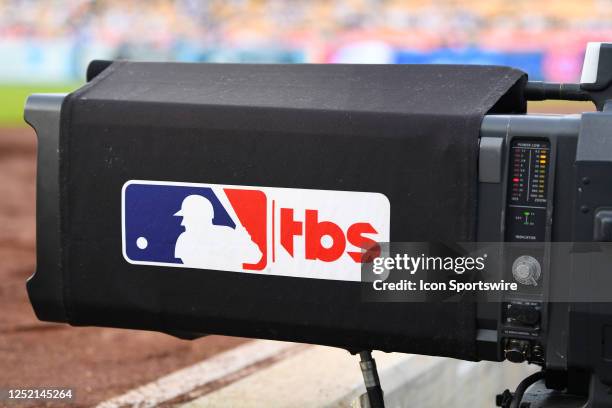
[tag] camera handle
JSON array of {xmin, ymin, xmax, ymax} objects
[{"xmin": 525, "ymin": 42, "xmax": 612, "ymax": 111}]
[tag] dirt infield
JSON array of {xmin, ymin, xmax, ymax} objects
[{"xmin": 0, "ymin": 128, "xmax": 246, "ymax": 407}]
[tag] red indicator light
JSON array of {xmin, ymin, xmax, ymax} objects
[{"xmin": 513, "ymin": 177, "xmax": 520, "ymax": 183}]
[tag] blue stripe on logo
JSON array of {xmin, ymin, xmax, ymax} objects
[{"xmin": 123, "ymin": 183, "xmax": 235, "ymax": 263}]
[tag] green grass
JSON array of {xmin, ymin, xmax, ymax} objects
[{"xmin": 0, "ymin": 83, "xmax": 82, "ymax": 126}]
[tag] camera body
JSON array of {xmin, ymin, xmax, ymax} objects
[
  {"xmin": 477, "ymin": 113, "xmax": 612, "ymax": 398},
  {"xmin": 24, "ymin": 43, "xmax": 612, "ymax": 405}
]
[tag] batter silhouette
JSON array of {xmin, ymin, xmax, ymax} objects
[{"xmin": 174, "ymin": 195, "xmax": 261, "ymax": 270}]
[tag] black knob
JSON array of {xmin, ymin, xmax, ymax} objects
[{"xmin": 505, "ymin": 339, "xmax": 530, "ymax": 363}]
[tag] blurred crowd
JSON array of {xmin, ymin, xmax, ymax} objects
[
  {"xmin": 1, "ymin": 0, "xmax": 612, "ymax": 81},
  {"xmin": 2, "ymin": 0, "xmax": 612, "ymax": 53}
]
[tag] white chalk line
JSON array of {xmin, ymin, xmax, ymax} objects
[{"xmin": 96, "ymin": 339, "xmax": 304, "ymax": 408}]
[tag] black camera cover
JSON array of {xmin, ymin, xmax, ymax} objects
[{"xmin": 51, "ymin": 61, "xmax": 526, "ymax": 360}]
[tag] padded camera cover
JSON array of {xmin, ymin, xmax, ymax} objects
[{"xmin": 53, "ymin": 62, "xmax": 526, "ymax": 359}]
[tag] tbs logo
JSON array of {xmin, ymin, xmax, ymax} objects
[{"xmin": 122, "ymin": 180, "xmax": 390, "ymax": 281}]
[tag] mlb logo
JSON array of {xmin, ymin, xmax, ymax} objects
[{"xmin": 122, "ymin": 180, "xmax": 390, "ymax": 281}]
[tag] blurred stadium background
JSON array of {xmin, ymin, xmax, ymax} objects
[{"xmin": 1, "ymin": 0, "xmax": 611, "ymax": 124}]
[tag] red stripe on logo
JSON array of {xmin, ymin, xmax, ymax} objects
[{"xmin": 224, "ymin": 189, "xmax": 267, "ymax": 271}]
